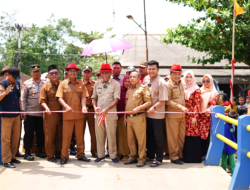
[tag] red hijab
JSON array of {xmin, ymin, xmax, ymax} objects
[{"xmin": 117, "ymin": 76, "xmax": 130, "ymax": 119}]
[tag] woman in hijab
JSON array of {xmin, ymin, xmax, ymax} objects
[
  {"xmin": 182, "ymin": 70, "xmax": 202, "ymax": 163},
  {"xmin": 116, "ymin": 76, "xmax": 130, "ymax": 161},
  {"xmin": 198, "ymin": 74, "xmax": 219, "ymax": 158}
]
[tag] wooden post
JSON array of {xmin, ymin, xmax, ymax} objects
[{"xmin": 231, "ymin": 6, "xmax": 236, "ymax": 109}]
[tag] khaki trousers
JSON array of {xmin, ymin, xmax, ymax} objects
[
  {"xmin": 127, "ymin": 114, "xmax": 146, "ymax": 162},
  {"xmin": 117, "ymin": 117, "xmax": 130, "ymax": 155},
  {"xmin": 44, "ymin": 113, "xmax": 62, "ymax": 160},
  {"xmin": 166, "ymin": 117, "xmax": 186, "ymax": 161},
  {"xmin": 61, "ymin": 119, "xmax": 85, "ymax": 159},
  {"xmin": 83, "ymin": 108, "xmax": 97, "ymax": 154},
  {"xmin": 1, "ymin": 116, "xmax": 21, "ymax": 163},
  {"xmin": 95, "ymin": 116, "xmax": 117, "ymax": 159}
]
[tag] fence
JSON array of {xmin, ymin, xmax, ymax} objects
[{"xmin": 204, "ymin": 105, "xmax": 250, "ymax": 190}]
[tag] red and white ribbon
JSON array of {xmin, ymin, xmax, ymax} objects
[{"xmin": 97, "ymin": 114, "xmax": 107, "ymax": 127}]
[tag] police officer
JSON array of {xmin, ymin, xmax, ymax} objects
[
  {"xmin": 21, "ymin": 65, "xmax": 46, "ymax": 161},
  {"xmin": 39, "ymin": 65, "xmax": 62, "ymax": 162},
  {"xmin": 56, "ymin": 63, "xmax": 90, "ymax": 165},
  {"xmin": 92, "ymin": 64, "xmax": 120, "ymax": 163},
  {"xmin": 0, "ymin": 67, "xmax": 21, "ymax": 168},
  {"xmin": 124, "ymin": 71, "xmax": 152, "ymax": 167},
  {"xmin": 82, "ymin": 66, "xmax": 97, "ymax": 158}
]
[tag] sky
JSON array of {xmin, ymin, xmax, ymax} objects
[{"xmin": 1, "ymin": 0, "xmax": 205, "ymax": 39}]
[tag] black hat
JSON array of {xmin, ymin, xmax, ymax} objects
[
  {"xmin": 48, "ymin": 65, "xmax": 58, "ymax": 72},
  {"xmin": 82, "ymin": 65, "xmax": 92, "ymax": 72},
  {"xmin": 7, "ymin": 67, "xmax": 20, "ymax": 80},
  {"xmin": 30, "ymin": 64, "xmax": 41, "ymax": 72}
]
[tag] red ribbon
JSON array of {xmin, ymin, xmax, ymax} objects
[
  {"xmin": 97, "ymin": 114, "xmax": 107, "ymax": 127},
  {"xmin": 231, "ymin": 59, "xmax": 236, "ymax": 79}
]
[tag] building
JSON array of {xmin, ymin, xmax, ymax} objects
[{"xmin": 120, "ymin": 34, "xmax": 250, "ymax": 97}]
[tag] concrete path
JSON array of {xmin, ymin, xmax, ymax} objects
[
  {"xmin": 0, "ymin": 154, "xmax": 232, "ymax": 190},
  {"xmin": 0, "ymin": 123, "xmax": 232, "ymax": 190}
]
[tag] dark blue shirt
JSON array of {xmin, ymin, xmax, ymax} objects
[
  {"xmin": 223, "ymin": 123, "xmax": 237, "ymax": 155},
  {"xmin": 0, "ymin": 79, "xmax": 20, "ymax": 117}
]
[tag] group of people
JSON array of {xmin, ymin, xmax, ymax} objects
[{"xmin": 1, "ymin": 60, "xmax": 247, "ymax": 169}]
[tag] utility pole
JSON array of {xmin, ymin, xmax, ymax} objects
[
  {"xmin": 126, "ymin": 0, "xmax": 148, "ymax": 62},
  {"xmin": 143, "ymin": 0, "xmax": 148, "ymax": 62},
  {"xmin": 11, "ymin": 24, "xmax": 27, "ymax": 71}
]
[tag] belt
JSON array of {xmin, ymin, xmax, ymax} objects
[
  {"xmin": 87, "ymin": 106, "xmax": 94, "ymax": 110},
  {"xmin": 127, "ymin": 112, "xmax": 144, "ymax": 118}
]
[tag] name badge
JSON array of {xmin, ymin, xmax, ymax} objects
[
  {"xmin": 64, "ymin": 87, "xmax": 69, "ymax": 89},
  {"xmin": 98, "ymin": 87, "xmax": 102, "ymax": 89}
]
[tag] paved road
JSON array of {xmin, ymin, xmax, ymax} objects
[{"xmin": 0, "ymin": 123, "xmax": 231, "ymax": 190}]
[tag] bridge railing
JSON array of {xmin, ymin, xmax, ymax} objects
[{"xmin": 204, "ymin": 106, "xmax": 250, "ymax": 190}]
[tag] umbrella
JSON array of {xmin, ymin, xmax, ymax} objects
[{"xmin": 80, "ymin": 38, "xmax": 132, "ymax": 63}]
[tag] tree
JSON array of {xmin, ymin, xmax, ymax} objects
[
  {"xmin": 0, "ymin": 12, "xmax": 117, "ymax": 79},
  {"xmin": 162, "ymin": 0, "xmax": 250, "ymax": 66}
]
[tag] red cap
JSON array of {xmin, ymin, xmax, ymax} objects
[
  {"xmin": 96, "ymin": 70, "xmax": 101, "ymax": 77},
  {"xmin": 65, "ymin": 63, "xmax": 80, "ymax": 71},
  {"xmin": 100, "ymin": 64, "xmax": 112, "ymax": 72},
  {"xmin": 169, "ymin": 64, "xmax": 183, "ymax": 73}
]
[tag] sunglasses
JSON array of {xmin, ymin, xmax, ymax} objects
[
  {"xmin": 202, "ymin": 80, "xmax": 210, "ymax": 83},
  {"xmin": 50, "ymin": 72, "xmax": 59, "ymax": 76}
]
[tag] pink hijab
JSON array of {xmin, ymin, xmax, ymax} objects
[
  {"xmin": 183, "ymin": 70, "xmax": 199, "ymax": 100},
  {"xmin": 200, "ymin": 74, "xmax": 219, "ymax": 111}
]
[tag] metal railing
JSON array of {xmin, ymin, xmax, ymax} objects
[{"xmin": 204, "ymin": 106, "xmax": 250, "ymax": 190}]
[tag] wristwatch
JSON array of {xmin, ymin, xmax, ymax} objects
[{"xmin": 153, "ymin": 106, "xmax": 157, "ymax": 110}]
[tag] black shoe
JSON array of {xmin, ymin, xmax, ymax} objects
[
  {"xmin": 48, "ymin": 157, "xmax": 57, "ymax": 163},
  {"xmin": 11, "ymin": 159, "xmax": 21, "ymax": 164},
  {"xmin": 112, "ymin": 158, "xmax": 119, "ymax": 163},
  {"xmin": 4, "ymin": 162, "xmax": 16, "ymax": 168},
  {"xmin": 78, "ymin": 156, "xmax": 91, "ymax": 162},
  {"xmin": 36, "ymin": 147, "xmax": 46, "ymax": 158},
  {"xmin": 24, "ymin": 154, "xmax": 34, "ymax": 161},
  {"xmin": 171, "ymin": 159, "xmax": 184, "ymax": 165},
  {"xmin": 70, "ymin": 150, "xmax": 77, "ymax": 155},
  {"xmin": 60, "ymin": 158, "xmax": 67, "ymax": 165},
  {"xmin": 15, "ymin": 153, "xmax": 24, "ymax": 157},
  {"xmin": 105, "ymin": 152, "xmax": 110, "ymax": 158},
  {"xmin": 95, "ymin": 157, "xmax": 105, "ymax": 163},
  {"xmin": 92, "ymin": 153, "xmax": 98, "ymax": 158}
]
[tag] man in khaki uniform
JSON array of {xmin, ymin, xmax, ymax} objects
[
  {"xmin": 166, "ymin": 64, "xmax": 188, "ymax": 165},
  {"xmin": 138, "ymin": 61, "xmax": 148, "ymax": 84},
  {"xmin": 81, "ymin": 65, "xmax": 97, "ymax": 158},
  {"xmin": 124, "ymin": 71, "xmax": 152, "ymax": 167},
  {"xmin": 56, "ymin": 63, "xmax": 90, "ymax": 165},
  {"xmin": 39, "ymin": 65, "xmax": 62, "ymax": 162},
  {"xmin": 143, "ymin": 60, "xmax": 168, "ymax": 167},
  {"xmin": 92, "ymin": 64, "xmax": 120, "ymax": 163}
]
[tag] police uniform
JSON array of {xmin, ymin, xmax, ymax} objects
[
  {"xmin": 83, "ymin": 79, "xmax": 97, "ymax": 156},
  {"xmin": 92, "ymin": 77, "xmax": 120, "ymax": 159},
  {"xmin": 0, "ymin": 76, "xmax": 21, "ymax": 167},
  {"xmin": 21, "ymin": 65, "xmax": 45, "ymax": 157},
  {"xmin": 125, "ymin": 83, "xmax": 151, "ymax": 164},
  {"xmin": 39, "ymin": 80, "xmax": 62, "ymax": 160},
  {"xmin": 56, "ymin": 78, "xmax": 88, "ymax": 160}
]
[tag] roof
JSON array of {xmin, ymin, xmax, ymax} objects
[
  {"xmin": 120, "ymin": 34, "xmax": 249, "ymax": 68},
  {"xmin": 120, "ymin": 34, "xmax": 250, "ymax": 84}
]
